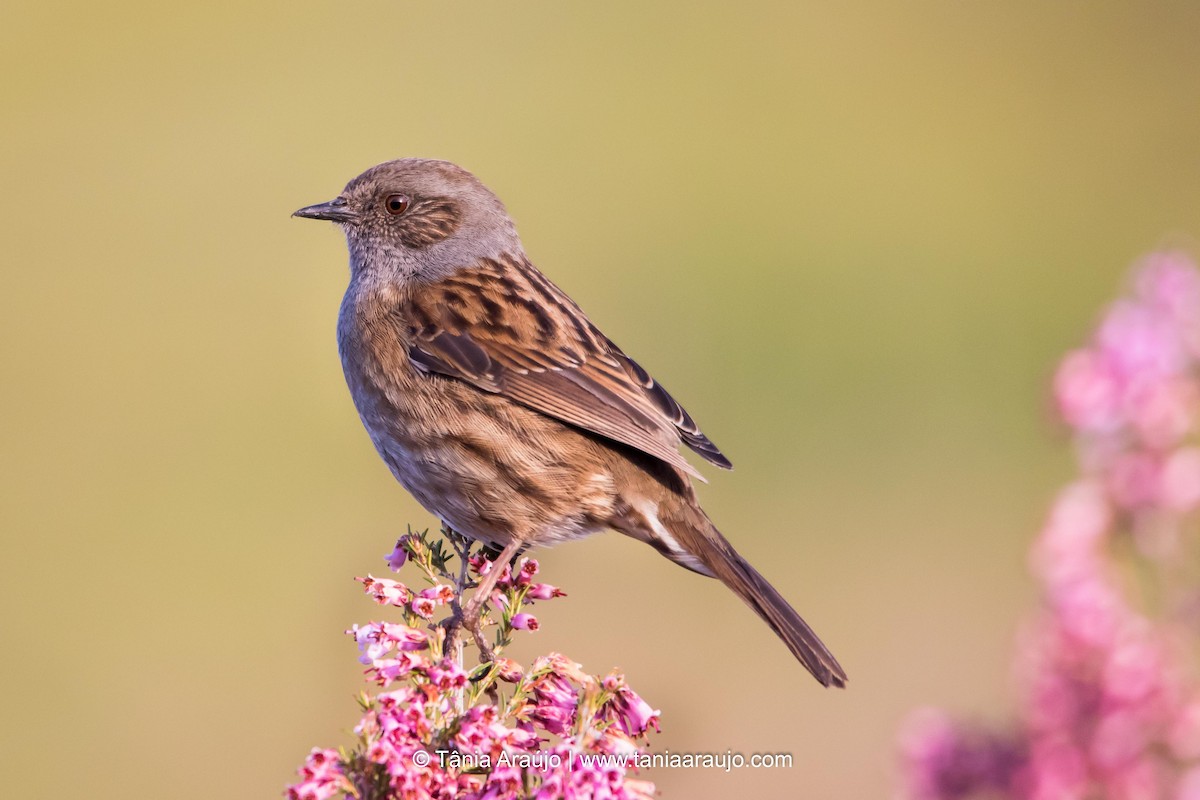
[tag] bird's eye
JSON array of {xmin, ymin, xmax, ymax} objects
[{"xmin": 384, "ymin": 194, "xmax": 411, "ymax": 215}]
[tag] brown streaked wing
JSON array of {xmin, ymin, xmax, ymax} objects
[
  {"xmin": 603, "ymin": 340, "xmax": 733, "ymax": 470},
  {"xmin": 400, "ymin": 256, "xmax": 731, "ymax": 478}
]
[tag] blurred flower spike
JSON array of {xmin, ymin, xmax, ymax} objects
[
  {"xmin": 286, "ymin": 529, "xmax": 658, "ymax": 800},
  {"xmin": 899, "ymin": 252, "xmax": 1200, "ymax": 800}
]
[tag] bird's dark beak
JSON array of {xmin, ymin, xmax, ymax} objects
[{"xmin": 293, "ymin": 197, "xmax": 357, "ymax": 223}]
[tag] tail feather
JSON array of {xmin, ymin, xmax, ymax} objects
[
  {"xmin": 671, "ymin": 517, "xmax": 847, "ymax": 688},
  {"xmin": 715, "ymin": 540, "xmax": 847, "ymax": 687}
]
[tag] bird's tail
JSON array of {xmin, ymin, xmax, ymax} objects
[{"xmin": 660, "ymin": 505, "xmax": 848, "ymax": 688}]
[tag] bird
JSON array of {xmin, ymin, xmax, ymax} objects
[{"xmin": 294, "ymin": 158, "xmax": 847, "ymax": 688}]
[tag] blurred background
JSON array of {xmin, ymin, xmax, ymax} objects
[{"xmin": 3, "ymin": 2, "xmax": 1200, "ymax": 798}]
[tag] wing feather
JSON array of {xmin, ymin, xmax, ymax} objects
[{"xmin": 400, "ymin": 255, "xmax": 732, "ymax": 477}]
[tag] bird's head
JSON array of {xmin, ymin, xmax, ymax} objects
[{"xmin": 294, "ymin": 158, "xmax": 522, "ymax": 281}]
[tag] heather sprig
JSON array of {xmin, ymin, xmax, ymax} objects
[
  {"xmin": 898, "ymin": 252, "xmax": 1200, "ymax": 800},
  {"xmin": 286, "ymin": 528, "xmax": 658, "ymax": 800}
]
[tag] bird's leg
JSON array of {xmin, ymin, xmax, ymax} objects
[
  {"xmin": 480, "ymin": 540, "xmax": 530, "ymax": 566},
  {"xmin": 462, "ymin": 539, "xmax": 524, "ymax": 662}
]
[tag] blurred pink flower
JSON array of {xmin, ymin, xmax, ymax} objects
[
  {"xmin": 1049, "ymin": 572, "xmax": 1124, "ymax": 649},
  {"xmin": 1128, "ymin": 377, "xmax": 1197, "ymax": 449},
  {"xmin": 1169, "ymin": 698, "xmax": 1200, "ymax": 761},
  {"xmin": 1135, "ymin": 251, "xmax": 1200, "ymax": 338},
  {"xmin": 898, "ymin": 252, "xmax": 1200, "ymax": 800},
  {"xmin": 1030, "ymin": 481, "xmax": 1110, "ymax": 585},
  {"xmin": 1055, "ymin": 349, "xmax": 1123, "ymax": 432},
  {"xmin": 1106, "ymin": 452, "xmax": 1162, "ymax": 511},
  {"xmin": 1024, "ymin": 739, "xmax": 1087, "ymax": 800},
  {"xmin": 1160, "ymin": 447, "xmax": 1200, "ymax": 512},
  {"xmin": 1097, "ymin": 300, "xmax": 1187, "ymax": 384},
  {"xmin": 1176, "ymin": 767, "xmax": 1200, "ymax": 800},
  {"xmin": 898, "ymin": 708, "xmax": 1024, "ymax": 800}
]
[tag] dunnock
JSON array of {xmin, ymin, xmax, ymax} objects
[{"xmin": 295, "ymin": 159, "xmax": 846, "ymax": 688}]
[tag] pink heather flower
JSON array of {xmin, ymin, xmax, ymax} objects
[
  {"xmin": 424, "ymin": 659, "xmax": 467, "ymax": 691},
  {"xmin": 294, "ymin": 535, "xmax": 659, "ymax": 800},
  {"xmin": 358, "ymin": 575, "xmax": 411, "ymax": 606},
  {"xmin": 531, "ymin": 704, "xmax": 574, "ymax": 737},
  {"xmin": 534, "ymin": 773, "xmax": 564, "ymax": 800},
  {"xmin": 494, "ymin": 657, "xmax": 523, "ymax": 682},
  {"xmin": 531, "ymin": 668, "xmax": 576, "ymax": 709},
  {"xmin": 516, "ymin": 557, "xmax": 539, "ymax": 586},
  {"xmin": 478, "ymin": 764, "xmax": 523, "ymax": 799},
  {"xmin": 410, "ymin": 596, "xmax": 436, "ymax": 619},
  {"xmin": 602, "ymin": 682, "xmax": 661, "ymax": 736},
  {"xmin": 527, "ymin": 662, "xmax": 580, "ymax": 736},
  {"xmin": 349, "ymin": 623, "xmax": 390, "ymax": 664},
  {"xmin": 349, "ymin": 622, "xmax": 427, "ymax": 666},
  {"xmin": 383, "ymin": 538, "xmax": 408, "ymax": 572},
  {"xmin": 368, "ymin": 652, "xmax": 425, "ymax": 685},
  {"xmin": 418, "ymin": 584, "xmax": 455, "ymax": 604},
  {"xmin": 470, "ymin": 555, "xmax": 514, "ymax": 588},
  {"xmin": 374, "ymin": 686, "xmax": 427, "ymax": 720},
  {"xmin": 286, "ymin": 748, "xmax": 350, "ymax": 800},
  {"xmin": 526, "ymin": 582, "xmax": 567, "ymax": 600},
  {"xmin": 542, "ymin": 653, "xmax": 592, "ymax": 683},
  {"xmin": 378, "ymin": 621, "xmax": 427, "ymax": 652},
  {"xmin": 504, "ymin": 724, "xmax": 542, "ymax": 751},
  {"xmin": 596, "ymin": 725, "xmax": 640, "ymax": 757},
  {"xmin": 454, "ymin": 705, "xmax": 509, "ymax": 754},
  {"xmin": 511, "ymin": 612, "xmax": 539, "ymax": 631}
]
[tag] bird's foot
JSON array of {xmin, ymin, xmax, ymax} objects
[
  {"xmin": 461, "ymin": 596, "xmax": 496, "ymax": 663},
  {"xmin": 458, "ymin": 538, "xmax": 523, "ymax": 664},
  {"xmin": 440, "ymin": 602, "xmax": 465, "ymax": 657}
]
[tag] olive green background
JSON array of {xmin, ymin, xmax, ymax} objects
[{"xmin": 4, "ymin": 3, "xmax": 1199, "ymax": 798}]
